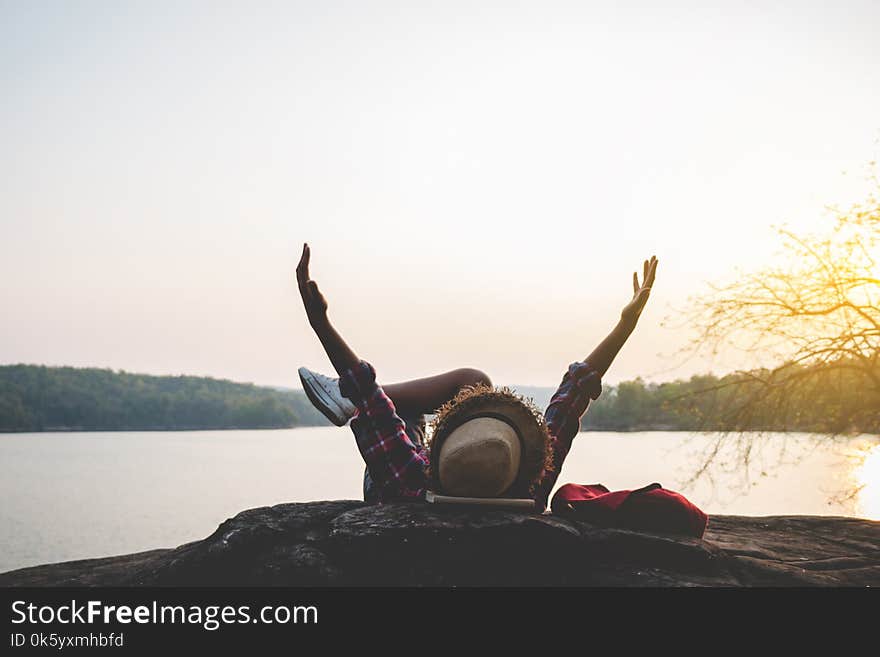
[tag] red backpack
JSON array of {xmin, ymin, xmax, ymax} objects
[{"xmin": 551, "ymin": 482, "xmax": 708, "ymax": 538}]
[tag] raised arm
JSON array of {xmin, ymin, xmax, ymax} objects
[
  {"xmin": 296, "ymin": 243, "xmax": 429, "ymax": 500},
  {"xmin": 536, "ymin": 255, "xmax": 658, "ymax": 509},
  {"xmin": 296, "ymin": 243, "xmax": 359, "ymax": 375},
  {"xmin": 584, "ymin": 255, "xmax": 658, "ymax": 377}
]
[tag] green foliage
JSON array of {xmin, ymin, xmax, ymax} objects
[
  {"xmin": 3, "ymin": 362, "xmax": 875, "ymax": 434},
  {"xmin": 581, "ymin": 361, "xmax": 879, "ymax": 434},
  {"xmin": 0, "ymin": 365, "xmax": 330, "ymax": 432},
  {"xmin": 676, "ymin": 170, "xmax": 879, "ymax": 437}
]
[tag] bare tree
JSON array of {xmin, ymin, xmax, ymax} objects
[{"xmin": 672, "ymin": 165, "xmax": 880, "ymax": 488}]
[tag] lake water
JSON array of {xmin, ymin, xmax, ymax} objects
[{"xmin": 1, "ymin": 428, "xmax": 878, "ymax": 574}]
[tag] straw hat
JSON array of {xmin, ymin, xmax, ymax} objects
[{"xmin": 428, "ymin": 385, "xmax": 553, "ymax": 498}]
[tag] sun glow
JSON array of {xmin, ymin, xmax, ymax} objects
[{"xmin": 854, "ymin": 442, "xmax": 880, "ymax": 521}]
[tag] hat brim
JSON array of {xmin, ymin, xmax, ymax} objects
[{"xmin": 428, "ymin": 385, "xmax": 552, "ymax": 498}]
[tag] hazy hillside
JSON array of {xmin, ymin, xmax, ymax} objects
[
  {"xmin": 0, "ymin": 365, "xmax": 330, "ymax": 432},
  {"xmin": 3, "ymin": 363, "xmax": 874, "ymax": 434},
  {"xmin": 512, "ymin": 365, "xmax": 878, "ymax": 434}
]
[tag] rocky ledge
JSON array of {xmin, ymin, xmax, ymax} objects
[{"xmin": 1, "ymin": 501, "xmax": 878, "ymax": 586}]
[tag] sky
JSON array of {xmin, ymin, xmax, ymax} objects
[{"xmin": 2, "ymin": 0, "xmax": 879, "ymax": 388}]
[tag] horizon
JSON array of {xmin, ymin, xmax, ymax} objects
[
  {"xmin": 3, "ymin": 1, "xmax": 879, "ymax": 388},
  {"xmin": 0, "ymin": 360, "xmax": 771, "ymax": 393}
]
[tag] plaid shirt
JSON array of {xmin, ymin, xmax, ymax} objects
[{"xmin": 339, "ymin": 360, "xmax": 602, "ymax": 509}]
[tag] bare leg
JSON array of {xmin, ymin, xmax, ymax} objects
[{"xmin": 382, "ymin": 368, "xmax": 492, "ymax": 417}]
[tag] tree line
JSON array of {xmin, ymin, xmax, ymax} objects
[
  {"xmin": 0, "ymin": 365, "xmax": 330, "ymax": 432},
  {"xmin": 2, "ymin": 361, "xmax": 875, "ymax": 434},
  {"xmin": 580, "ymin": 359, "xmax": 878, "ymax": 434}
]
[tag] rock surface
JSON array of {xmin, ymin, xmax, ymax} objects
[{"xmin": 2, "ymin": 501, "xmax": 878, "ymax": 586}]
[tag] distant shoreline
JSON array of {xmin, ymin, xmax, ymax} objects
[
  {"xmin": 0, "ymin": 425, "xmax": 315, "ymax": 433},
  {"xmin": 3, "ymin": 364, "xmax": 877, "ymax": 435},
  {"xmin": 3, "ymin": 427, "xmax": 872, "ymax": 437},
  {"xmin": 0, "ymin": 364, "xmax": 331, "ymax": 433}
]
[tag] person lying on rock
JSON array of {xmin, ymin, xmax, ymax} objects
[{"xmin": 295, "ymin": 242, "xmax": 659, "ymax": 514}]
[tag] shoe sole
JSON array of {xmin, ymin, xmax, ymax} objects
[{"xmin": 298, "ymin": 368, "xmax": 349, "ymax": 427}]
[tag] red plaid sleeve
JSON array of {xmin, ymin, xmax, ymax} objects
[
  {"xmin": 339, "ymin": 361, "xmax": 429, "ymax": 501},
  {"xmin": 534, "ymin": 361, "xmax": 602, "ymax": 509}
]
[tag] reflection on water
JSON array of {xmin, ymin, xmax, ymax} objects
[
  {"xmin": 0, "ymin": 428, "xmax": 878, "ymax": 573},
  {"xmin": 561, "ymin": 431, "xmax": 880, "ymax": 520},
  {"xmin": 853, "ymin": 442, "xmax": 880, "ymax": 520}
]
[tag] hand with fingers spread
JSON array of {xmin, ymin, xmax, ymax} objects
[
  {"xmin": 620, "ymin": 255, "xmax": 658, "ymax": 325},
  {"xmin": 296, "ymin": 243, "xmax": 329, "ymax": 328}
]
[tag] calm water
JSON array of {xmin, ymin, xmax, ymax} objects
[{"xmin": 1, "ymin": 428, "xmax": 878, "ymax": 573}]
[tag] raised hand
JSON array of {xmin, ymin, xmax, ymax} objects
[
  {"xmin": 296, "ymin": 243, "xmax": 329, "ymax": 327},
  {"xmin": 620, "ymin": 255, "xmax": 658, "ymax": 324}
]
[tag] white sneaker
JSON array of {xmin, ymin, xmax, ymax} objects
[{"xmin": 298, "ymin": 367, "xmax": 357, "ymax": 426}]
